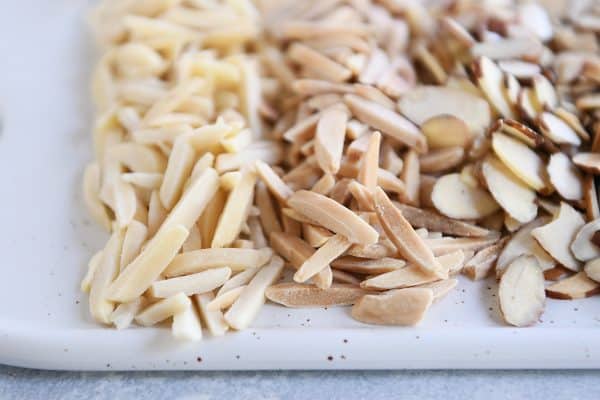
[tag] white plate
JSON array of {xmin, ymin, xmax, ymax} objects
[{"xmin": 1, "ymin": 1, "xmax": 600, "ymax": 371}]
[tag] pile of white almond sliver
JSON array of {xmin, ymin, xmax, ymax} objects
[{"xmin": 82, "ymin": 0, "xmax": 600, "ymax": 340}]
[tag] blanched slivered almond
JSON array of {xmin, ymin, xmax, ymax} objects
[
  {"xmin": 212, "ymin": 168, "xmax": 257, "ymax": 248},
  {"xmin": 373, "ymin": 188, "xmax": 444, "ymax": 278},
  {"xmin": 531, "ymin": 202, "xmax": 585, "ymax": 272},
  {"xmin": 351, "ymin": 287, "xmax": 433, "ymax": 326},
  {"xmin": 499, "ymin": 255, "xmax": 545, "ymax": 327},
  {"xmin": 165, "ymin": 248, "xmax": 272, "ymax": 277},
  {"xmin": 171, "ymin": 302, "xmax": 203, "ymax": 342},
  {"xmin": 294, "ymin": 234, "xmax": 351, "ymax": 283},
  {"xmin": 357, "ymin": 131, "xmax": 381, "ymax": 192},
  {"xmin": 89, "ymin": 230, "xmax": 124, "ymax": 324},
  {"xmin": 266, "ymin": 283, "xmax": 368, "ymax": 307},
  {"xmin": 159, "ymin": 134, "xmax": 196, "ymax": 210},
  {"xmin": 573, "ymin": 153, "xmax": 600, "ymax": 174},
  {"xmin": 224, "ymin": 256, "xmax": 285, "ymax": 330},
  {"xmin": 135, "ymin": 292, "xmax": 190, "ymax": 327},
  {"xmin": 361, "ymin": 250, "xmax": 462, "ymax": 290},
  {"xmin": 584, "ymin": 258, "xmax": 600, "ymax": 283},
  {"xmin": 332, "ymin": 256, "xmax": 406, "ymax": 275},
  {"xmin": 110, "ymin": 297, "xmax": 145, "ymax": 330},
  {"xmin": 472, "ymin": 56, "xmax": 515, "ymax": 119},
  {"xmin": 255, "ymin": 160, "xmax": 293, "ymax": 202},
  {"xmin": 463, "ymin": 240, "xmax": 506, "ymax": 281},
  {"xmin": 492, "ymin": 133, "xmax": 548, "ymax": 191},
  {"xmin": 207, "ymin": 285, "xmax": 246, "ymax": 311},
  {"xmin": 419, "ymin": 146, "xmax": 464, "ymax": 173},
  {"xmin": 482, "ymin": 155, "xmax": 537, "ymax": 223},
  {"xmin": 288, "ymin": 190, "xmax": 379, "ymax": 245},
  {"xmin": 431, "ymin": 173, "xmax": 499, "ymax": 219},
  {"xmin": 302, "ymin": 223, "xmax": 333, "ymax": 247},
  {"xmin": 151, "ymin": 267, "xmax": 231, "ymax": 298},
  {"xmin": 570, "ymin": 219, "xmax": 600, "ymax": 262},
  {"xmin": 344, "ymin": 94, "xmax": 426, "ymax": 152},
  {"xmin": 425, "ymin": 236, "xmax": 499, "ymax": 256},
  {"xmin": 537, "ymin": 112, "xmax": 581, "ymax": 146},
  {"xmin": 399, "ymin": 149, "xmax": 420, "ymax": 206},
  {"xmin": 120, "ymin": 220, "xmax": 148, "ymax": 271},
  {"xmin": 546, "ymin": 272, "xmax": 600, "ymax": 299},
  {"xmin": 416, "ymin": 278, "xmax": 458, "ymax": 302},
  {"xmin": 122, "ymin": 172, "xmax": 163, "ymax": 190},
  {"xmin": 547, "ymin": 152, "xmax": 584, "ymax": 201},
  {"xmin": 288, "ymin": 43, "xmax": 352, "ymax": 83},
  {"xmin": 393, "ymin": 202, "xmax": 489, "ymax": 237},
  {"xmin": 314, "ymin": 106, "xmax": 348, "ymax": 174}
]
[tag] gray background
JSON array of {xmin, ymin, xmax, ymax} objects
[{"xmin": 1, "ymin": 365, "xmax": 599, "ymax": 400}]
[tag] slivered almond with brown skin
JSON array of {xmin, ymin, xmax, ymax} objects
[
  {"xmin": 314, "ymin": 106, "xmax": 348, "ymax": 174},
  {"xmin": 419, "ymin": 146, "xmax": 465, "ymax": 173},
  {"xmin": 266, "ymin": 283, "xmax": 369, "ymax": 307},
  {"xmin": 351, "ymin": 287, "xmax": 433, "ymax": 326},
  {"xmin": 425, "ymin": 236, "xmax": 499, "ymax": 256},
  {"xmin": 255, "ymin": 182, "xmax": 282, "ymax": 236},
  {"xmin": 499, "ymin": 255, "xmax": 545, "ymax": 327},
  {"xmin": 294, "ymin": 234, "xmax": 351, "ymax": 283},
  {"xmin": 302, "ymin": 224, "xmax": 333, "ymax": 247},
  {"xmin": 463, "ymin": 239, "xmax": 507, "ymax": 280},
  {"xmin": 584, "ymin": 258, "xmax": 600, "ymax": 283},
  {"xmin": 573, "ymin": 153, "xmax": 600, "ymax": 174},
  {"xmin": 393, "ymin": 202, "xmax": 490, "ymax": 237},
  {"xmin": 311, "ymin": 173, "xmax": 335, "ymax": 195},
  {"xmin": 288, "ymin": 190, "xmax": 379, "ymax": 245},
  {"xmin": 344, "ymin": 94, "xmax": 427, "ymax": 152},
  {"xmin": 337, "ymin": 162, "xmax": 407, "ymax": 195},
  {"xmin": 291, "ymin": 79, "xmax": 355, "ymax": 96},
  {"xmin": 281, "ymin": 207, "xmax": 315, "ymax": 224},
  {"xmin": 348, "ymin": 181, "xmax": 374, "ymax": 211},
  {"xmin": 431, "ymin": 173, "xmax": 499, "ymax": 219},
  {"xmin": 255, "ymin": 160, "xmax": 293, "ymax": 203},
  {"xmin": 347, "ymin": 242, "xmax": 395, "ymax": 259},
  {"xmin": 399, "ymin": 150, "xmax": 420, "ymax": 206},
  {"xmin": 361, "ymin": 251, "xmax": 462, "ymax": 290},
  {"xmin": 417, "ymin": 279, "xmax": 458, "ymax": 302},
  {"xmin": 332, "ymin": 256, "xmax": 406, "ymax": 275},
  {"xmin": 531, "ymin": 202, "xmax": 585, "ymax": 272},
  {"xmin": 288, "ymin": 43, "xmax": 352, "ymax": 83},
  {"xmin": 570, "ymin": 219, "xmax": 600, "ymax": 262},
  {"xmin": 357, "ymin": 131, "xmax": 381, "ymax": 192},
  {"xmin": 546, "ymin": 272, "xmax": 600, "ymax": 299},
  {"xmin": 373, "ymin": 187, "xmax": 444, "ymax": 278}
]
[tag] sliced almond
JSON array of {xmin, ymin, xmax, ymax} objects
[
  {"xmin": 361, "ymin": 251, "xmax": 462, "ymax": 290},
  {"xmin": 537, "ymin": 112, "xmax": 582, "ymax": 146},
  {"xmin": 532, "ymin": 74, "xmax": 558, "ymax": 111},
  {"xmin": 224, "ymin": 256, "xmax": 285, "ymax": 330},
  {"xmin": 570, "ymin": 219, "xmax": 600, "ymax": 261},
  {"xmin": 482, "ymin": 155, "xmax": 537, "ymax": 223},
  {"xmin": 546, "ymin": 272, "xmax": 600, "ymax": 299},
  {"xmin": 472, "ymin": 56, "xmax": 515, "ymax": 119},
  {"xmin": 584, "ymin": 258, "xmax": 600, "ymax": 283},
  {"xmin": 492, "ymin": 132, "xmax": 548, "ymax": 191},
  {"xmin": 471, "ymin": 37, "xmax": 542, "ymax": 61},
  {"xmin": 518, "ymin": 3, "xmax": 553, "ymax": 41},
  {"xmin": 294, "ymin": 234, "xmax": 351, "ymax": 283},
  {"xmin": 573, "ymin": 153, "xmax": 600, "ymax": 175},
  {"xmin": 531, "ymin": 202, "xmax": 585, "ymax": 271},
  {"xmin": 393, "ymin": 202, "xmax": 489, "ymax": 237},
  {"xmin": 419, "ymin": 146, "xmax": 464, "ymax": 174},
  {"xmin": 583, "ymin": 176, "xmax": 600, "ymax": 221},
  {"xmin": 287, "ymin": 190, "xmax": 379, "ymax": 245},
  {"xmin": 344, "ymin": 94, "xmax": 426, "ymax": 152},
  {"xmin": 314, "ymin": 106, "xmax": 348, "ymax": 174},
  {"xmin": 498, "ymin": 60, "xmax": 541, "ymax": 79},
  {"xmin": 373, "ymin": 187, "xmax": 444, "ymax": 278},
  {"xmin": 266, "ymin": 283, "xmax": 368, "ymax": 307},
  {"xmin": 492, "ymin": 118, "xmax": 543, "ymax": 148},
  {"xmin": 498, "ymin": 255, "xmax": 545, "ymax": 327},
  {"xmin": 351, "ymin": 287, "xmax": 433, "ymax": 326},
  {"xmin": 463, "ymin": 240, "xmax": 506, "ymax": 280},
  {"xmin": 165, "ymin": 248, "xmax": 273, "ymax": 277},
  {"xmin": 547, "ymin": 152, "xmax": 584, "ymax": 201},
  {"xmin": 431, "ymin": 173, "xmax": 500, "ymax": 219},
  {"xmin": 554, "ymin": 107, "xmax": 590, "ymax": 141},
  {"xmin": 397, "ymin": 86, "xmax": 490, "ymax": 136}
]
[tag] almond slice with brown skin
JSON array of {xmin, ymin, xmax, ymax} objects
[
  {"xmin": 492, "ymin": 132, "xmax": 548, "ymax": 192},
  {"xmin": 546, "ymin": 272, "xmax": 600, "ymax": 299},
  {"xmin": 584, "ymin": 258, "xmax": 600, "ymax": 283},
  {"xmin": 499, "ymin": 255, "xmax": 545, "ymax": 327},
  {"xmin": 531, "ymin": 202, "xmax": 585, "ymax": 272},
  {"xmin": 553, "ymin": 107, "xmax": 590, "ymax": 141},
  {"xmin": 583, "ymin": 176, "xmax": 600, "ymax": 221},
  {"xmin": 482, "ymin": 155, "xmax": 537, "ymax": 223},
  {"xmin": 463, "ymin": 239, "xmax": 507, "ymax": 281},
  {"xmin": 498, "ymin": 60, "xmax": 541, "ymax": 80},
  {"xmin": 532, "ymin": 74, "xmax": 558, "ymax": 109},
  {"xmin": 544, "ymin": 266, "xmax": 571, "ymax": 281},
  {"xmin": 431, "ymin": 173, "xmax": 500, "ymax": 219},
  {"xmin": 492, "ymin": 118, "xmax": 543, "ymax": 148},
  {"xmin": 314, "ymin": 105, "xmax": 348, "ymax": 174},
  {"xmin": 570, "ymin": 219, "xmax": 600, "ymax": 261},
  {"xmin": 351, "ymin": 287, "xmax": 433, "ymax": 326},
  {"xmin": 373, "ymin": 187, "xmax": 444, "ymax": 278},
  {"xmin": 344, "ymin": 94, "xmax": 427, "ymax": 152},
  {"xmin": 419, "ymin": 146, "xmax": 465, "ymax": 173},
  {"xmin": 472, "ymin": 56, "xmax": 515, "ymax": 119},
  {"xmin": 420, "ymin": 115, "xmax": 473, "ymax": 149},
  {"xmin": 393, "ymin": 202, "xmax": 490, "ymax": 237},
  {"xmin": 471, "ymin": 37, "xmax": 543, "ymax": 61},
  {"xmin": 288, "ymin": 190, "xmax": 379, "ymax": 245},
  {"xmin": 547, "ymin": 152, "xmax": 584, "ymax": 201},
  {"xmin": 397, "ymin": 86, "xmax": 490, "ymax": 136},
  {"xmin": 332, "ymin": 256, "xmax": 406, "ymax": 275},
  {"xmin": 573, "ymin": 153, "xmax": 600, "ymax": 174},
  {"xmin": 266, "ymin": 283, "xmax": 369, "ymax": 307},
  {"xmin": 537, "ymin": 112, "xmax": 581, "ymax": 146},
  {"xmin": 360, "ymin": 250, "xmax": 462, "ymax": 290}
]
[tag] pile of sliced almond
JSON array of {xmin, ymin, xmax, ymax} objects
[{"xmin": 83, "ymin": 0, "xmax": 600, "ymax": 340}]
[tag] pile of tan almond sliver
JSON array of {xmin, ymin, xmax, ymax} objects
[{"xmin": 82, "ymin": 0, "xmax": 600, "ymax": 340}]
